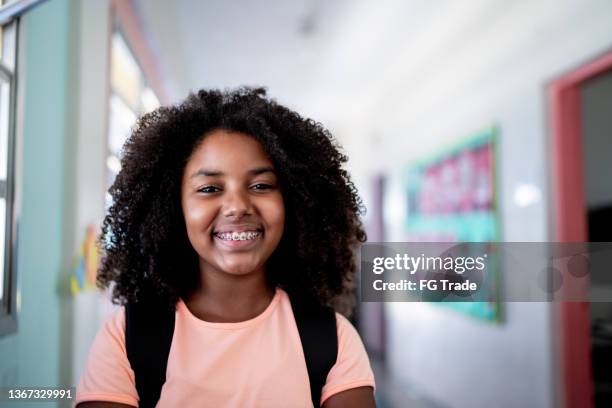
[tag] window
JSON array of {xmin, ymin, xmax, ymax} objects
[
  {"xmin": 106, "ymin": 30, "xmax": 159, "ymax": 206},
  {"xmin": 0, "ymin": 10, "xmax": 18, "ymax": 336}
]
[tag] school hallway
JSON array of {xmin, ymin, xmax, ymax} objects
[{"xmin": 1, "ymin": 0, "xmax": 612, "ymax": 407}]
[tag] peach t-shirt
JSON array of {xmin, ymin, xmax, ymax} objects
[{"xmin": 76, "ymin": 288, "xmax": 375, "ymax": 407}]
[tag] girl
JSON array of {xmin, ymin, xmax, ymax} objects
[{"xmin": 75, "ymin": 88, "xmax": 376, "ymax": 408}]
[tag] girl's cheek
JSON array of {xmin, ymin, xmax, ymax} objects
[
  {"xmin": 183, "ymin": 202, "xmax": 214, "ymax": 234},
  {"xmin": 273, "ymin": 197, "xmax": 286, "ymax": 223}
]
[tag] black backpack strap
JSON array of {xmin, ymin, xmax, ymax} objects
[
  {"xmin": 125, "ymin": 299, "xmax": 175, "ymax": 408},
  {"xmin": 289, "ymin": 294, "xmax": 338, "ymax": 407}
]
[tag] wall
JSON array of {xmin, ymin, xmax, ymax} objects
[
  {"xmin": 70, "ymin": 0, "xmax": 110, "ymax": 386},
  {"xmin": 0, "ymin": 0, "xmax": 111, "ymax": 402},
  {"xmin": 0, "ymin": 1, "xmax": 79, "ymax": 406}
]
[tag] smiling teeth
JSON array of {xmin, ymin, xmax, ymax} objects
[{"xmin": 216, "ymin": 231, "xmax": 261, "ymax": 241}]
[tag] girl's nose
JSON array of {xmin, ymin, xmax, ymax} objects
[{"xmin": 222, "ymin": 189, "xmax": 253, "ymax": 218}]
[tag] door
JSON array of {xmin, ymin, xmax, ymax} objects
[{"xmin": 549, "ymin": 50, "xmax": 612, "ymax": 408}]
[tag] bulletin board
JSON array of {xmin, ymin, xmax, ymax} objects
[{"xmin": 404, "ymin": 126, "xmax": 502, "ymax": 322}]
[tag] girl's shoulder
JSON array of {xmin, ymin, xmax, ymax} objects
[
  {"xmin": 333, "ymin": 312, "xmax": 370, "ymax": 363},
  {"xmin": 98, "ymin": 304, "xmax": 127, "ymax": 343},
  {"xmin": 76, "ymin": 305, "xmax": 139, "ymax": 406},
  {"xmin": 321, "ymin": 313, "xmax": 376, "ymax": 404}
]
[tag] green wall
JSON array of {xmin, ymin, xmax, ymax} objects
[{"xmin": 0, "ymin": 0, "xmax": 79, "ymax": 406}]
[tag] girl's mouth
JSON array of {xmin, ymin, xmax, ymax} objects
[
  {"xmin": 212, "ymin": 229, "xmax": 263, "ymax": 250},
  {"xmin": 213, "ymin": 230, "xmax": 262, "ymax": 241}
]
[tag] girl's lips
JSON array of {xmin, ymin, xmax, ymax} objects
[{"xmin": 213, "ymin": 224, "xmax": 263, "ymax": 234}]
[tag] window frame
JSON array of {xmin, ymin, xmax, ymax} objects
[{"xmin": 0, "ymin": 47, "xmax": 18, "ymax": 337}]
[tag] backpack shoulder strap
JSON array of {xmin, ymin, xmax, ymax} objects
[
  {"xmin": 125, "ymin": 299, "xmax": 175, "ymax": 408},
  {"xmin": 289, "ymin": 294, "xmax": 339, "ymax": 408}
]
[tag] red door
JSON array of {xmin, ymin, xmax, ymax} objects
[{"xmin": 549, "ymin": 50, "xmax": 612, "ymax": 408}]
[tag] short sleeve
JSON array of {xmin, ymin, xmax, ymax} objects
[
  {"xmin": 320, "ymin": 313, "xmax": 376, "ymax": 405},
  {"xmin": 75, "ymin": 307, "xmax": 139, "ymax": 407}
]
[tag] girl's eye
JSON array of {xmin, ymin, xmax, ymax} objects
[
  {"xmin": 251, "ymin": 183, "xmax": 273, "ymax": 191},
  {"xmin": 198, "ymin": 186, "xmax": 221, "ymax": 194}
]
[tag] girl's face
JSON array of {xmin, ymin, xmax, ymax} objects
[{"xmin": 181, "ymin": 129, "xmax": 285, "ymax": 278}]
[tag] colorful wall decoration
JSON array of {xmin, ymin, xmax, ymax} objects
[
  {"xmin": 70, "ymin": 224, "xmax": 100, "ymax": 295},
  {"xmin": 404, "ymin": 126, "xmax": 502, "ymax": 322}
]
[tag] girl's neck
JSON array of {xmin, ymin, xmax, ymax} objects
[{"xmin": 184, "ymin": 267, "xmax": 276, "ymax": 323}]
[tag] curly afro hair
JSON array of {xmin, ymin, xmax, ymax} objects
[{"xmin": 97, "ymin": 87, "xmax": 366, "ymax": 313}]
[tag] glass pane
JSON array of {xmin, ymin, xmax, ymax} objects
[
  {"xmin": 0, "ymin": 75, "xmax": 9, "ymax": 181},
  {"xmin": 141, "ymin": 87, "xmax": 160, "ymax": 114},
  {"xmin": 0, "ymin": 198, "xmax": 5, "ymax": 301},
  {"xmin": 108, "ymin": 93, "xmax": 136, "ymax": 157},
  {"xmin": 110, "ymin": 33, "xmax": 142, "ymax": 111},
  {"xmin": 1, "ymin": 22, "xmax": 16, "ymax": 71}
]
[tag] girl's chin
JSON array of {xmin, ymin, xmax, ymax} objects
[
  {"xmin": 217, "ymin": 261, "xmax": 264, "ymax": 276},
  {"xmin": 222, "ymin": 267, "xmax": 258, "ymax": 276}
]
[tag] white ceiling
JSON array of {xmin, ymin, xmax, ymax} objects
[
  {"xmin": 135, "ymin": 0, "xmax": 355, "ymax": 109},
  {"xmin": 132, "ymin": 0, "xmax": 597, "ymax": 166},
  {"xmin": 132, "ymin": 0, "xmax": 534, "ymax": 131}
]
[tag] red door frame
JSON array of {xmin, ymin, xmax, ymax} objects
[{"xmin": 549, "ymin": 50, "xmax": 612, "ymax": 408}]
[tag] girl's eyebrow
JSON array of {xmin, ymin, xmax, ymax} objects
[{"xmin": 190, "ymin": 166, "xmax": 276, "ymax": 179}]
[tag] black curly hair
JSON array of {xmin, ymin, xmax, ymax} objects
[{"xmin": 97, "ymin": 87, "xmax": 366, "ymax": 313}]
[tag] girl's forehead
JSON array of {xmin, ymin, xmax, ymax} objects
[{"xmin": 186, "ymin": 129, "xmax": 274, "ymax": 170}]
